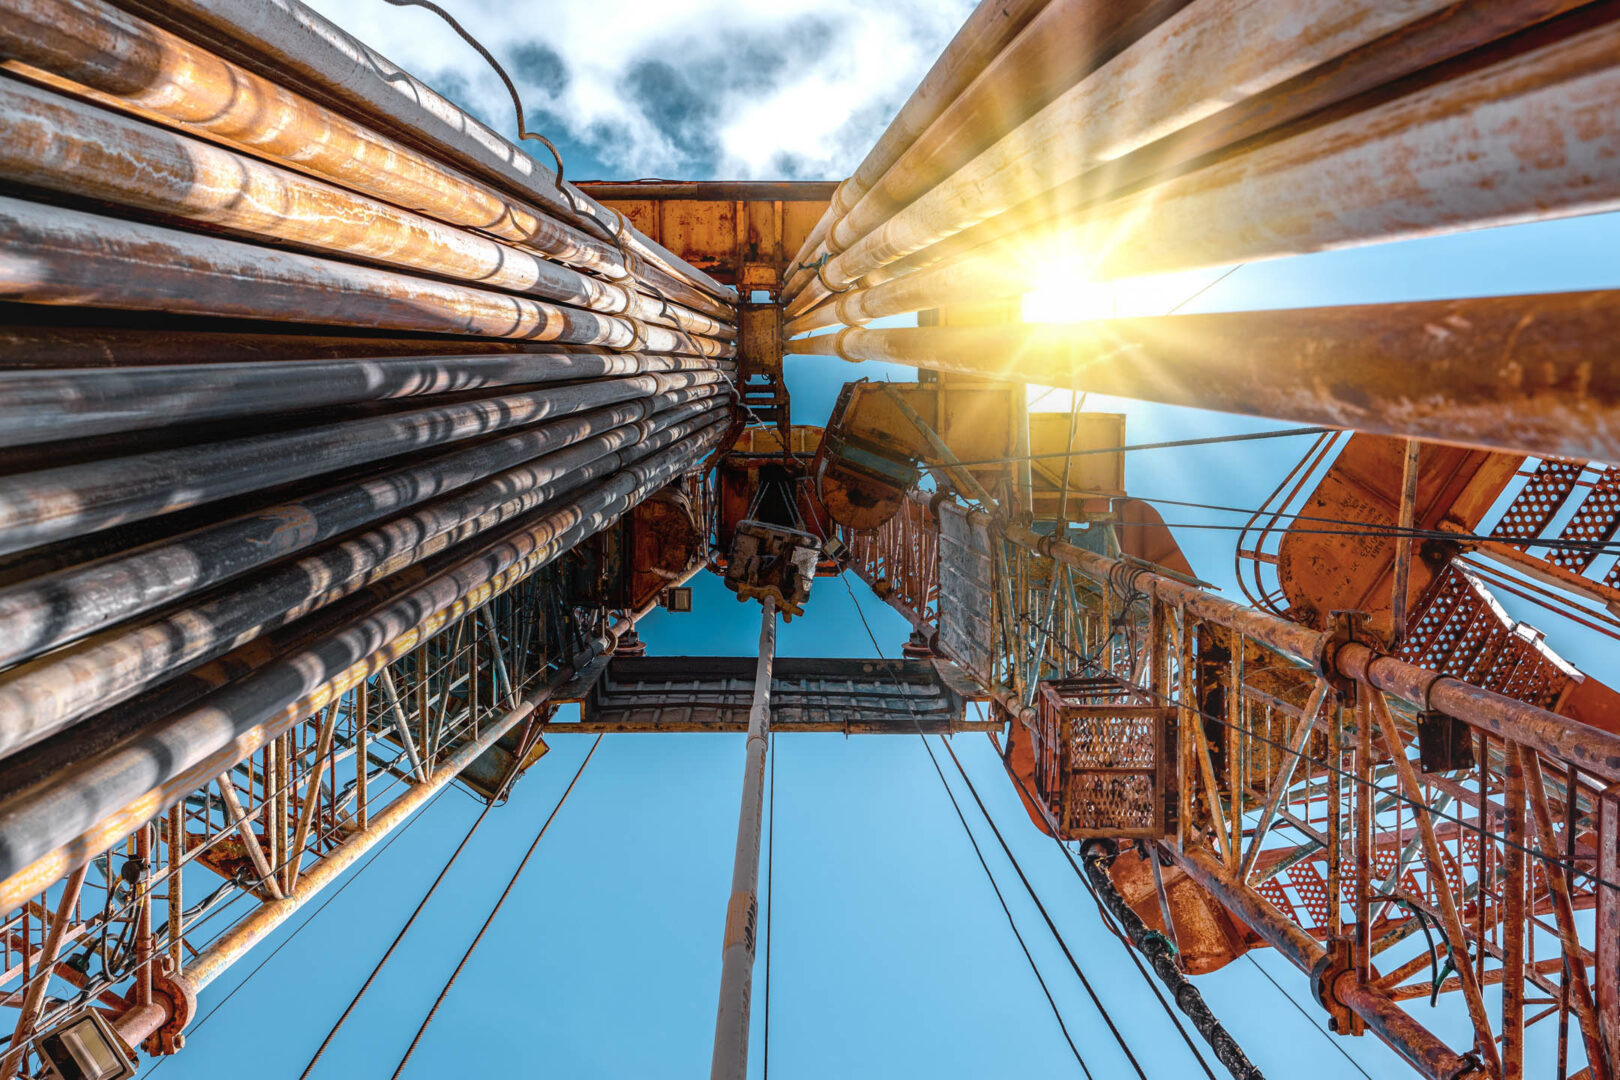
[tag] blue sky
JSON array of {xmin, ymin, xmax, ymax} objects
[
  {"xmin": 141, "ymin": 214, "xmax": 1620, "ymax": 1078},
  {"xmin": 134, "ymin": 3, "xmax": 1620, "ymax": 1077}
]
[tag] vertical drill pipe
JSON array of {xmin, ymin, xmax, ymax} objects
[
  {"xmin": 0, "ymin": 0, "xmax": 730, "ymax": 318},
  {"xmin": 0, "ymin": 423, "xmax": 725, "ymax": 910},
  {"xmin": 0, "ymin": 368, "xmax": 722, "ymax": 557},
  {"xmin": 710, "ymin": 598, "xmax": 777, "ymax": 1080},
  {"xmin": 784, "ymin": 0, "xmax": 1188, "ymax": 302},
  {"xmin": 0, "ymin": 391, "xmax": 723, "ymax": 670},
  {"xmin": 787, "ymin": 2, "xmax": 1620, "ymax": 318},
  {"xmin": 0, "ymin": 351, "xmax": 720, "ymax": 447}
]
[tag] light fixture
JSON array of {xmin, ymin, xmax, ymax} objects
[{"xmin": 36, "ymin": 1010, "xmax": 136, "ymax": 1080}]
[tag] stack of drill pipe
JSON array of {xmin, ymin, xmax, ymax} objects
[
  {"xmin": 0, "ymin": 0, "xmax": 739, "ymax": 907},
  {"xmin": 111, "ymin": 0, "xmax": 733, "ymax": 311},
  {"xmin": 779, "ymin": 0, "xmax": 1620, "ymax": 348}
]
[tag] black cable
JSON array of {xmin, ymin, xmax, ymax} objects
[
  {"xmin": 1245, "ymin": 953, "xmax": 1374, "ymax": 1080},
  {"xmin": 944, "ymin": 426, "xmax": 1331, "ymax": 468},
  {"xmin": 140, "ymin": 785, "xmax": 452, "ymax": 1076},
  {"xmin": 1165, "ymin": 264, "xmax": 1246, "ymax": 315},
  {"xmin": 978, "ymin": 714, "xmax": 1220, "ymax": 1080},
  {"xmin": 932, "ymin": 734, "xmax": 1150, "ymax": 1080},
  {"xmin": 298, "ymin": 711, "xmax": 547, "ymax": 1080},
  {"xmin": 296, "ymin": 794, "xmax": 499, "ymax": 1079},
  {"xmin": 1062, "ymin": 487, "xmax": 1620, "ymax": 557},
  {"xmin": 390, "ymin": 735, "xmax": 603, "ymax": 1078},
  {"xmin": 378, "ymin": 0, "xmax": 583, "ymax": 219},
  {"xmin": 838, "ymin": 570, "xmax": 1096, "ymax": 1076},
  {"xmin": 1105, "ymin": 514, "xmax": 1620, "ymax": 556}
]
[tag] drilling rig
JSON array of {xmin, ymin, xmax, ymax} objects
[{"xmin": 1, "ymin": 1, "xmax": 1619, "ymax": 1079}]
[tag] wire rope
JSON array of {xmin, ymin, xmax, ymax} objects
[
  {"xmin": 838, "ymin": 569, "xmax": 1099, "ymax": 1076},
  {"xmin": 389, "ymin": 735, "xmax": 604, "ymax": 1078}
]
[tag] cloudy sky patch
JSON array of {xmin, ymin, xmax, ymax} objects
[{"xmin": 306, "ymin": 0, "xmax": 975, "ymax": 181}]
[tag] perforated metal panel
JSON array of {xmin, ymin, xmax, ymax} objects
[
  {"xmin": 1397, "ymin": 564, "xmax": 1572, "ymax": 710},
  {"xmin": 1546, "ymin": 466, "xmax": 1620, "ymax": 572},
  {"xmin": 937, "ymin": 503, "xmax": 995, "ymax": 685},
  {"xmin": 1491, "ymin": 458, "xmax": 1583, "ymax": 540},
  {"xmin": 1033, "ymin": 678, "xmax": 1174, "ymax": 840}
]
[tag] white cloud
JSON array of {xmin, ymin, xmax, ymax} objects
[{"xmin": 304, "ymin": 0, "xmax": 976, "ymax": 179}]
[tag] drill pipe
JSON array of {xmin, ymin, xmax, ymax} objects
[
  {"xmin": 786, "ymin": 290, "xmax": 1620, "ymax": 464},
  {"xmin": 0, "ymin": 368, "xmax": 723, "ymax": 556},
  {"xmin": 782, "ymin": 0, "xmax": 1053, "ymax": 293},
  {"xmin": 0, "ymin": 422, "xmax": 727, "ymax": 911},
  {"xmin": 822, "ymin": 0, "xmax": 1601, "ymax": 306},
  {"xmin": 0, "ymin": 0, "xmax": 729, "ymax": 320},
  {"xmin": 0, "ymin": 351, "xmax": 725, "ymax": 446},
  {"xmin": 783, "ymin": 0, "xmax": 1185, "ymax": 302},
  {"xmin": 0, "ymin": 326, "xmax": 741, "ymax": 372},
  {"xmin": 786, "ymin": 0, "xmax": 1618, "ymax": 318},
  {"xmin": 0, "ymin": 401, "xmax": 728, "ymax": 757},
  {"xmin": 0, "ymin": 392, "xmax": 720, "ymax": 667},
  {"xmin": 127, "ymin": 0, "xmax": 734, "ymax": 303},
  {"xmin": 0, "ymin": 76, "xmax": 732, "ymax": 341},
  {"xmin": 0, "ymin": 197, "xmax": 734, "ymax": 356}
]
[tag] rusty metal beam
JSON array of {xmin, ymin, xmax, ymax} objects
[
  {"xmin": 1170, "ymin": 843, "xmax": 1483, "ymax": 1080},
  {"xmin": 789, "ymin": 291, "xmax": 1620, "ymax": 464}
]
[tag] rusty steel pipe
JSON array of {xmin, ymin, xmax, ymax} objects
[
  {"xmin": 0, "ymin": 197, "xmax": 732, "ymax": 356},
  {"xmin": 1168, "ymin": 845, "xmax": 1484, "ymax": 1080},
  {"xmin": 1017, "ymin": 4, "xmax": 1620, "ymax": 287},
  {"xmin": 784, "ymin": 0, "xmax": 1188, "ymax": 303},
  {"xmin": 828, "ymin": 0, "xmax": 1602, "ymax": 306},
  {"xmin": 0, "ymin": 390, "xmax": 722, "ymax": 673},
  {"xmin": 0, "ymin": 402, "xmax": 728, "ymax": 757},
  {"xmin": 782, "ymin": 0, "xmax": 1054, "ymax": 295},
  {"xmin": 0, "ymin": 325, "xmax": 741, "ymax": 373},
  {"xmin": 0, "ymin": 368, "xmax": 722, "ymax": 556},
  {"xmin": 0, "ymin": 328, "xmax": 605, "ymax": 368},
  {"xmin": 787, "ymin": 248, "xmax": 1023, "ymax": 335},
  {"xmin": 122, "ymin": 0, "xmax": 733, "ymax": 304},
  {"xmin": 785, "ymin": 0, "xmax": 1473, "ymax": 318},
  {"xmin": 0, "ymin": 0, "xmax": 730, "ymax": 321},
  {"xmin": 0, "ymin": 422, "xmax": 725, "ymax": 912},
  {"xmin": 1343, "ymin": 644, "xmax": 1620, "ymax": 782},
  {"xmin": 788, "ymin": 290, "xmax": 1620, "ymax": 464},
  {"xmin": 0, "ymin": 76, "xmax": 733, "ymax": 341},
  {"xmin": 0, "ymin": 350, "xmax": 724, "ymax": 446}
]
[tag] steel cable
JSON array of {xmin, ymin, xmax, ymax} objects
[
  {"xmin": 389, "ymin": 734, "xmax": 603, "ymax": 1078},
  {"xmin": 838, "ymin": 569, "xmax": 1097, "ymax": 1076}
]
